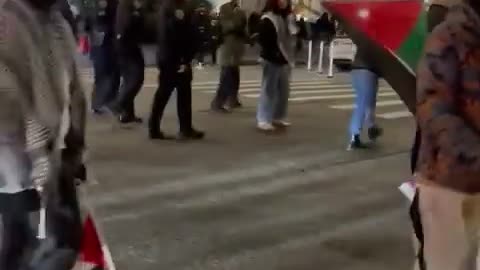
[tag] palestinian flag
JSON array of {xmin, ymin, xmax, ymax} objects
[
  {"xmin": 322, "ymin": 0, "xmax": 427, "ymax": 113},
  {"xmin": 72, "ymin": 186, "xmax": 116, "ymax": 270}
]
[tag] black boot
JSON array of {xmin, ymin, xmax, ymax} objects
[
  {"xmin": 176, "ymin": 128, "xmax": 205, "ymax": 141},
  {"xmin": 368, "ymin": 125, "xmax": 383, "ymax": 141},
  {"xmin": 347, "ymin": 135, "xmax": 367, "ymax": 151}
]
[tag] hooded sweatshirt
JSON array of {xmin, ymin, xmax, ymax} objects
[{"xmin": 416, "ymin": 2, "xmax": 480, "ymax": 193}]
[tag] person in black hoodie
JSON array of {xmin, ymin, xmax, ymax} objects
[
  {"xmin": 149, "ymin": 0, "xmax": 205, "ymax": 140},
  {"xmin": 256, "ymin": 0, "xmax": 295, "ymax": 131}
]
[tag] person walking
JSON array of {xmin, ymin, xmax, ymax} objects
[
  {"xmin": 413, "ymin": 1, "xmax": 480, "ymax": 269},
  {"xmin": 148, "ymin": 0, "xmax": 205, "ymax": 140},
  {"xmin": 347, "ymin": 49, "xmax": 383, "ymax": 150},
  {"xmin": 109, "ymin": 0, "xmax": 146, "ymax": 124},
  {"xmin": 256, "ymin": 0, "xmax": 295, "ymax": 131},
  {"xmin": 85, "ymin": 0, "xmax": 121, "ymax": 115},
  {"xmin": 210, "ymin": 0, "xmax": 247, "ymax": 112},
  {"xmin": 0, "ymin": 0, "xmax": 87, "ymax": 268}
]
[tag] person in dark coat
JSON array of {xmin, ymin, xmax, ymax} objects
[
  {"xmin": 210, "ymin": 0, "xmax": 247, "ymax": 112},
  {"xmin": 148, "ymin": 0, "xmax": 205, "ymax": 140},
  {"xmin": 84, "ymin": 0, "xmax": 121, "ymax": 115},
  {"xmin": 108, "ymin": 0, "xmax": 146, "ymax": 124}
]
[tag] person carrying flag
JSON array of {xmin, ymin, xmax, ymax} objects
[
  {"xmin": 415, "ymin": 0, "xmax": 480, "ymax": 269},
  {"xmin": 0, "ymin": 0, "xmax": 87, "ymax": 268}
]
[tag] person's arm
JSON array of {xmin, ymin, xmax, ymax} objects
[
  {"xmin": 0, "ymin": 30, "xmax": 51, "ymax": 190},
  {"xmin": 416, "ymin": 29, "xmax": 480, "ymax": 180}
]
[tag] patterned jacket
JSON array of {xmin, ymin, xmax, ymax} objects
[
  {"xmin": 0, "ymin": 0, "xmax": 86, "ymax": 210},
  {"xmin": 416, "ymin": 3, "xmax": 480, "ymax": 193}
]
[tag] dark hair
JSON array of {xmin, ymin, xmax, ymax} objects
[{"xmin": 263, "ymin": 0, "xmax": 292, "ymax": 17}]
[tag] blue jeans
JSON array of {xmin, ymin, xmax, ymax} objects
[
  {"xmin": 90, "ymin": 44, "xmax": 120, "ymax": 111},
  {"xmin": 257, "ymin": 61, "xmax": 290, "ymax": 123},
  {"xmin": 349, "ymin": 69, "xmax": 379, "ymax": 136}
]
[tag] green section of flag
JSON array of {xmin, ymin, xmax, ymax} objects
[{"xmin": 396, "ymin": 10, "xmax": 427, "ymax": 71}]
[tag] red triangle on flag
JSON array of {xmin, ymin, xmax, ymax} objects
[
  {"xmin": 78, "ymin": 214, "xmax": 106, "ymax": 269},
  {"xmin": 323, "ymin": 0, "xmax": 422, "ymax": 50}
]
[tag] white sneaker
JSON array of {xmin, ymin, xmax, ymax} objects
[
  {"xmin": 257, "ymin": 122, "xmax": 275, "ymax": 131},
  {"xmin": 273, "ymin": 120, "xmax": 291, "ymax": 127}
]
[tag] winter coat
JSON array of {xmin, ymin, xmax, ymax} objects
[
  {"xmin": 218, "ymin": 2, "xmax": 246, "ymax": 66},
  {"xmin": 157, "ymin": 0, "xmax": 197, "ymax": 68},
  {"xmin": 416, "ymin": 3, "xmax": 480, "ymax": 193}
]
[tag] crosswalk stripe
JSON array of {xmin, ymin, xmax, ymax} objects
[
  {"xmin": 273, "ymin": 92, "xmax": 398, "ymax": 102},
  {"xmin": 193, "ymin": 81, "xmax": 332, "ymax": 90},
  {"xmin": 239, "ymin": 87, "xmax": 392, "ymax": 97},
  {"xmin": 377, "ymin": 110, "xmax": 412, "ymax": 119},
  {"xmin": 330, "ymin": 100, "xmax": 403, "ymax": 109}
]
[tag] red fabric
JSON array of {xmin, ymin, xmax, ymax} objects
[
  {"xmin": 79, "ymin": 215, "xmax": 106, "ymax": 269},
  {"xmin": 78, "ymin": 35, "xmax": 90, "ymax": 54},
  {"xmin": 323, "ymin": 0, "xmax": 422, "ymax": 51}
]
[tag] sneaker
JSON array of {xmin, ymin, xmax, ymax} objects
[
  {"xmin": 119, "ymin": 115, "xmax": 143, "ymax": 124},
  {"xmin": 211, "ymin": 105, "xmax": 231, "ymax": 113},
  {"xmin": 149, "ymin": 130, "xmax": 174, "ymax": 140},
  {"xmin": 257, "ymin": 122, "xmax": 276, "ymax": 132},
  {"xmin": 347, "ymin": 135, "xmax": 368, "ymax": 151},
  {"xmin": 273, "ymin": 120, "xmax": 291, "ymax": 128},
  {"xmin": 177, "ymin": 129, "xmax": 205, "ymax": 141},
  {"xmin": 368, "ymin": 126, "xmax": 383, "ymax": 141}
]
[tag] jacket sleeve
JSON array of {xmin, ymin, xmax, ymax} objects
[
  {"xmin": 416, "ymin": 29, "xmax": 480, "ymax": 177},
  {"xmin": 0, "ymin": 47, "xmax": 51, "ymax": 190}
]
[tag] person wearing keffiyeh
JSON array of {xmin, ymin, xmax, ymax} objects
[{"xmin": 0, "ymin": 0, "xmax": 87, "ymax": 269}]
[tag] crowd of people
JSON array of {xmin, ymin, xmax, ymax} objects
[
  {"xmin": 7, "ymin": 0, "xmax": 480, "ymax": 269},
  {"xmin": 70, "ymin": 0, "xmax": 337, "ymax": 138}
]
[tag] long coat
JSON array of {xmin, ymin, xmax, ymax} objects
[{"xmin": 218, "ymin": 2, "xmax": 247, "ymax": 66}]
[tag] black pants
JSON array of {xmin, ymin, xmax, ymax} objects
[
  {"xmin": 111, "ymin": 44, "xmax": 145, "ymax": 117},
  {"xmin": 0, "ymin": 168, "xmax": 82, "ymax": 270},
  {"xmin": 149, "ymin": 65, "xmax": 193, "ymax": 134},
  {"xmin": 211, "ymin": 66, "xmax": 240, "ymax": 108},
  {"xmin": 90, "ymin": 43, "xmax": 120, "ymax": 111}
]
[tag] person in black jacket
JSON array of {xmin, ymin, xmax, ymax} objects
[
  {"xmin": 108, "ymin": 0, "xmax": 146, "ymax": 124},
  {"xmin": 148, "ymin": 0, "xmax": 205, "ymax": 140},
  {"xmin": 84, "ymin": 0, "xmax": 121, "ymax": 115},
  {"xmin": 256, "ymin": 0, "xmax": 294, "ymax": 132}
]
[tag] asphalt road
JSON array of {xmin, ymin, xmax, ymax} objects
[{"xmin": 84, "ymin": 65, "xmax": 416, "ymax": 270}]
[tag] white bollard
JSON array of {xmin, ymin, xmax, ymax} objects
[
  {"xmin": 317, "ymin": 41, "xmax": 324, "ymax": 73},
  {"xmin": 328, "ymin": 41, "xmax": 334, "ymax": 78},
  {"xmin": 307, "ymin": 40, "xmax": 313, "ymax": 71}
]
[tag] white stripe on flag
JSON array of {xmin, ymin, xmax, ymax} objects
[{"xmin": 330, "ymin": 100, "xmax": 404, "ymax": 109}]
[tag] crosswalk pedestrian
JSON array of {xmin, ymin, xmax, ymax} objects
[{"xmin": 194, "ymin": 79, "xmax": 412, "ymax": 120}]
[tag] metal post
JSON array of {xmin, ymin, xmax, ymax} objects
[
  {"xmin": 328, "ymin": 41, "xmax": 334, "ymax": 78},
  {"xmin": 317, "ymin": 41, "xmax": 324, "ymax": 73},
  {"xmin": 307, "ymin": 40, "xmax": 313, "ymax": 71}
]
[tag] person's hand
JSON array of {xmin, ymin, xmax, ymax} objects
[{"xmin": 178, "ymin": 64, "xmax": 186, "ymax": 73}]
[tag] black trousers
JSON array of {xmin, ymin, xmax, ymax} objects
[
  {"xmin": 111, "ymin": 44, "xmax": 145, "ymax": 117},
  {"xmin": 90, "ymin": 43, "xmax": 120, "ymax": 111},
  {"xmin": 149, "ymin": 65, "xmax": 193, "ymax": 134},
  {"xmin": 211, "ymin": 66, "xmax": 240, "ymax": 108},
  {"xmin": 0, "ymin": 168, "xmax": 82, "ymax": 270}
]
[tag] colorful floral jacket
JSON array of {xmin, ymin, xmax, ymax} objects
[{"xmin": 416, "ymin": 3, "xmax": 480, "ymax": 193}]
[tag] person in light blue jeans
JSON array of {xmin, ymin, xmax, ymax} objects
[
  {"xmin": 348, "ymin": 50, "xmax": 383, "ymax": 150},
  {"xmin": 257, "ymin": 62, "xmax": 291, "ymax": 129},
  {"xmin": 256, "ymin": 0, "xmax": 295, "ymax": 131}
]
